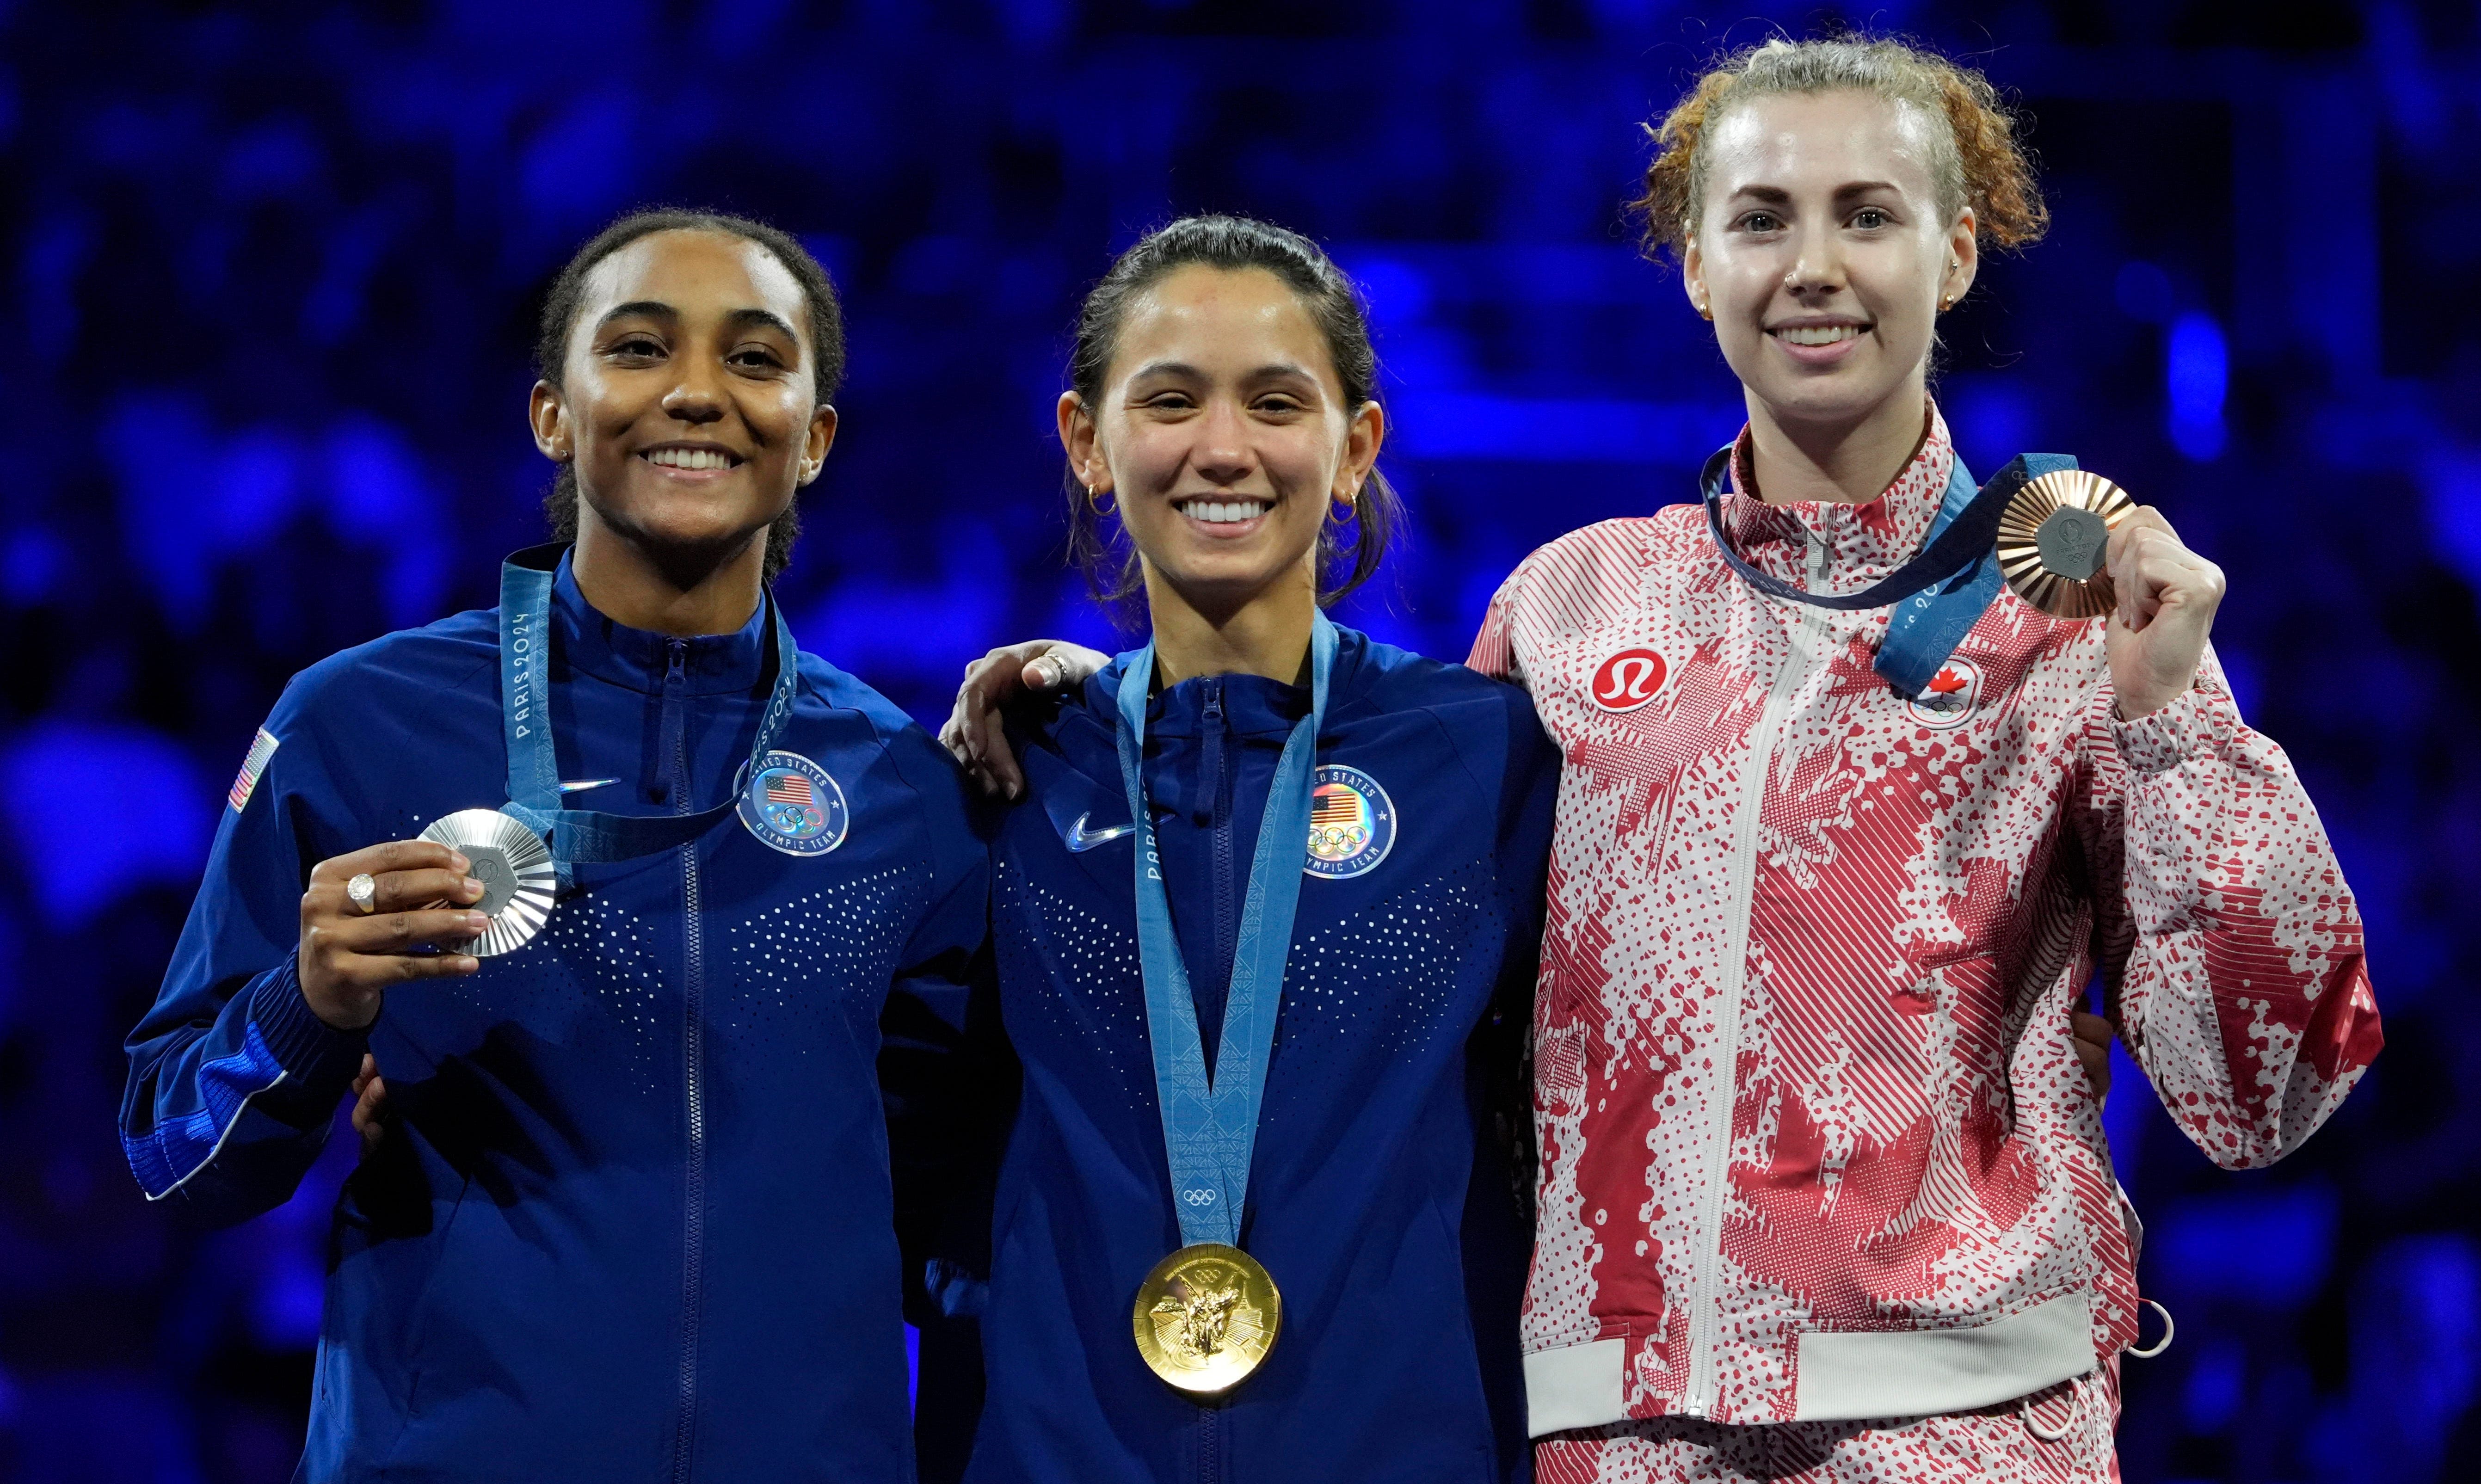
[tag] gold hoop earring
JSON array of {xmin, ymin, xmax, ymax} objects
[
  {"xmin": 1330, "ymin": 494, "xmax": 1357, "ymax": 523},
  {"xmin": 1087, "ymin": 485, "xmax": 1117, "ymax": 517}
]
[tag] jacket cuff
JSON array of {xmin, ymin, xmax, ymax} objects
[
  {"xmin": 248, "ymin": 960, "xmax": 368, "ymax": 1094},
  {"xmin": 2111, "ymin": 680, "xmax": 2238, "ymax": 776}
]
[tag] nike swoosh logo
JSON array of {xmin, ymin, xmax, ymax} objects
[
  {"xmin": 559, "ymin": 777, "xmax": 621, "ymax": 794},
  {"xmin": 1064, "ymin": 812, "xmax": 1135, "ymax": 853}
]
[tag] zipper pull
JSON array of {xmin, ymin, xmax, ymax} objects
[
  {"xmin": 666, "ymin": 638, "xmax": 689, "ymax": 687},
  {"xmin": 1196, "ymin": 679, "xmax": 1225, "ymax": 825}
]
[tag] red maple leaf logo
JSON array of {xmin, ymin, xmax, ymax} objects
[{"xmin": 1927, "ymin": 666, "xmax": 1967, "ymax": 695}]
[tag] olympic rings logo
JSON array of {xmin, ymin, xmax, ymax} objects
[{"xmin": 1180, "ymin": 1188, "xmax": 1219, "ymax": 1207}]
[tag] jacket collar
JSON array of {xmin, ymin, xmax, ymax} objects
[
  {"xmin": 550, "ymin": 551, "xmax": 771, "ymax": 697},
  {"xmin": 1716, "ymin": 400, "xmax": 1957, "ymax": 596},
  {"xmin": 1086, "ymin": 622, "xmax": 1370, "ymax": 739}
]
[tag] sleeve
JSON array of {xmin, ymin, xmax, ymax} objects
[
  {"xmin": 1465, "ymin": 556, "xmax": 1534, "ymax": 690},
  {"xmin": 2069, "ymin": 647, "xmax": 2380, "ymax": 1170},
  {"xmin": 875, "ymin": 730, "xmax": 1002, "ymax": 1308},
  {"xmin": 119, "ymin": 699, "xmax": 371, "ymax": 1225},
  {"xmin": 1438, "ymin": 682, "xmax": 1561, "ymax": 1214},
  {"xmin": 877, "ymin": 729, "xmax": 1006, "ymax": 1482}
]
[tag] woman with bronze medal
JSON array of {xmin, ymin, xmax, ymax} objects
[
  {"xmin": 939, "ymin": 217, "xmax": 1558, "ymax": 1482},
  {"xmin": 121, "ymin": 211, "xmax": 989, "ymax": 1482},
  {"xmin": 950, "ymin": 37, "xmax": 2380, "ymax": 1484}
]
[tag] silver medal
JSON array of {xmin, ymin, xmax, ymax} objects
[{"xmin": 417, "ymin": 808, "xmax": 556, "ymax": 957}]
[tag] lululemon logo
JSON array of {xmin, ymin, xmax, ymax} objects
[{"xmin": 1590, "ymin": 648, "xmax": 1669, "ymax": 713}]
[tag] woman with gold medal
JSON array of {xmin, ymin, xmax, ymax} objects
[{"xmin": 941, "ymin": 216, "xmax": 1558, "ymax": 1482}]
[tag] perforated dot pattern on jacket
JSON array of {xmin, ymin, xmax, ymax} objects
[
  {"xmin": 722, "ymin": 864, "xmax": 920, "ymax": 1054},
  {"xmin": 996, "ymin": 862, "xmax": 1150, "ymax": 1107}
]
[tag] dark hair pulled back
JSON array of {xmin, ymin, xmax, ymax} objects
[
  {"xmin": 1064, "ymin": 215, "xmax": 1400, "ymax": 612},
  {"xmin": 534, "ymin": 208, "xmax": 846, "ymax": 582}
]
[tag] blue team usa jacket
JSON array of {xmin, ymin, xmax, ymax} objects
[
  {"xmin": 120, "ymin": 557, "xmax": 988, "ymax": 1484},
  {"xmin": 965, "ymin": 627, "xmax": 1557, "ymax": 1484}
]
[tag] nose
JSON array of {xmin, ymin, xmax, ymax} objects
[
  {"xmin": 1189, "ymin": 397, "xmax": 1255, "ymax": 485},
  {"xmin": 661, "ymin": 353, "xmax": 726, "ymax": 425},
  {"xmin": 1783, "ymin": 222, "xmax": 1848, "ymax": 298}
]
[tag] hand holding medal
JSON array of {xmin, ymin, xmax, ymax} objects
[
  {"xmin": 297, "ymin": 840, "xmax": 488, "ymax": 1031},
  {"xmin": 2099, "ymin": 503, "xmax": 2226, "ymax": 719},
  {"xmin": 1994, "ymin": 469, "xmax": 2225, "ymax": 718}
]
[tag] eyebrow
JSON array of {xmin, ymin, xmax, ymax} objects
[
  {"xmin": 593, "ymin": 301, "xmax": 805, "ymax": 350},
  {"xmin": 1125, "ymin": 359, "xmax": 1320, "ymax": 383},
  {"xmin": 1726, "ymin": 180, "xmax": 1906, "ymax": 203}
]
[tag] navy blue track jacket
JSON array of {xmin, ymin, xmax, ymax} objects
[
  {"xmin": 120, "ymin": 557, "xmax": 988, "ymax": 1483},
  {"xmin": 965, "ymin": 627, "xmax": 1558, "ymax": 1484}
]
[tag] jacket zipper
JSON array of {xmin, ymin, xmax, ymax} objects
[
  {"xmin": 665, "ymin": 638, "xmax": 709, "ymax": 1484},
  {"xmin": 1683, "ymin": 533, "xmax": 1832, "ymax": 1420},
  {"xmin": 1202, "ymin": 679, "xmax": 1234, "ymax": 1072}
]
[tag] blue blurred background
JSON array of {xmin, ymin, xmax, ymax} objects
[{"xmin": 1, "ymin": 1, "xmax": 2474, "ymax": 1480}]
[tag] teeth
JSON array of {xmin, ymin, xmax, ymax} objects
[
  {"xmin": 1181, "ymin": 499, "xmax": 1269, "ymax": 524},
  {"xmin": 645, "ymin": 447, "xmax": 734, "ymax": 470},
  {"xmin": 1777, "ymin": 324, "xmax": 1864, "ymax": 346}
]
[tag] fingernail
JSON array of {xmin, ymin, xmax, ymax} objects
[
  {"xmin": 451, "ymin": 853, "xmax": 471, "ymax": 873},
  {"xmin": 462, "ymin": 913, "xmax": 489, "ymax": 931}
]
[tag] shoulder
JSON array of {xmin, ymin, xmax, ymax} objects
[
  {"xmin": 266, "ymin": 608, "xmax": 499, "ymax": 737},
  {"xmin": 1332, "ymin": 630, "xmax": 1553, "ymax": 779},
  {"xmin": 794, "ymin": 654, "xmax": 988, "ymax": 828},
  {"xmin": 1494, "ymin": 515, "xmax": 1685, "ymax": 626}
]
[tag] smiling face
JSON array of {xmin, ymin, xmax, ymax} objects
[
  {"xmin": 1061, "ymin": 264, "xmax": 1380, "ymax": 621},
  {"xmin": 1683, "ymin": 89, "xmax": 1976, "ymax": 438},
  {"xmin": 530, "ymin": 228, "xmax": 836, "ymax": 564}
]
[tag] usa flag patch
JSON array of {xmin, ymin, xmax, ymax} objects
[{"xmin": 228, "ymin": 727, "xmax": 279, "ymax": 812}]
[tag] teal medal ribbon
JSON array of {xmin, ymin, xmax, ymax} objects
[
  {"xmin": 497, "ymin": 543, "xmax": 803, "ymax": 887},
  {"xmin": 1699, "ymin": 444, "xmax": 2078, "ymax": 696},
  {"xmin": 1112, "ymin": 612, "xmax": 1336, "ymax": 1247}
]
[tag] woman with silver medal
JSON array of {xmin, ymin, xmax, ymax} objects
[
  {"xmin": 121, "ymin": 211, "xmax": 990, "ymax": 1483},
  {"xmin": 933, "ymin": 218, "xmax": 1558, "ymax": 1482}
]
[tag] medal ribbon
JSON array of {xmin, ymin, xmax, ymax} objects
[
  {"xmin": 497, "ymin": 544, "xmax": 804, "ymax": 883},
  {"xmin": 1699, "ymin": 445, "xmax": 2079, "ymax": 695},
  {"xmin": 1114, "ymin": 611, "xmax": 1336, "ymax": 1250}
]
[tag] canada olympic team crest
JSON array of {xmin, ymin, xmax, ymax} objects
[
  {"xmin": 1589, "ymin": 647, "xmax": 1669, "ymax": 713},
  {"xmin": 737, "ymin": 750, "xmax": 850, "ymax": 856},
  {"xmin": 1906, "ymin": 657, "xmax": 1983, "ymax": 730},
  {"xmin": 1303, "ymin": 764, "xmax": 1394, "ymax": 880}
]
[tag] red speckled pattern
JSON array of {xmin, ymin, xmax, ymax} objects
[{"xmin": 1469, "ymin": 405, "xmax": 2377, "ymax": 1473}]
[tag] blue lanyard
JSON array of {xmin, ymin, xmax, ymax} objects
[
  {"xmin": 1698, "ymin": 445, "xmax": 2076, "ymax": 695},
  {"xmin": 1113, "ymin": 612, "xmax": 1336, "ymax": 1249},
  {"xmin": 497, "ymin": 544, "xmax": 803, "ymax": 883}
]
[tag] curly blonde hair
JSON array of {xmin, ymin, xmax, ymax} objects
[{"xmin": 1631, "ymin": 36, "xmax": 2048, "ymax": 262}]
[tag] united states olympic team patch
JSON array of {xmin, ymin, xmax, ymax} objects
[
  {"xmin": 737, "ymin": 750, "xmax": 850, "ymax": 856},
  {"xmin": 1304, "ymin": 764, "xmax": 1395, "ymax": 880},
  {"xmin": 228, "ymin": 727, "xmax": 279, "ymax": 812}
]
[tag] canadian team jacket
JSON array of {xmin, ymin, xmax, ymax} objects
[
  {"xmin": 120, "ymin": 556, "xmax": 989, "ymax": 1484},
  {"xmin": 1468, "ymin": 405, "xmax": 2382, "ymax": 1443},
  {"xmin": 963, "ymin": 627, "xmax": 1559, "ymax": 1484}
]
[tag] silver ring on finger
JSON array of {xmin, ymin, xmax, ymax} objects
[{"xmin": 346, "ymin": 872, "xmax": 378, "ymax": 915}]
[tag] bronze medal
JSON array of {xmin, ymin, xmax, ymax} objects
[
  {"xmin": 1131, "ymin": 1243, "xmax": 1282, "ymax": 1395},
  {"xmin": 1996, "ymin": 469, "xmax": 2137, "ymax": 619}
]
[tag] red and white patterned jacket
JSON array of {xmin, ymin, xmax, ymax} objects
[{"xmin": 1468, "ymin": 406, "xmax": 2379, "ymax": 1435}]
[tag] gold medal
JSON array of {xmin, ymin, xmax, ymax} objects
[
  {"xmin": 1996, "ymin": 468, "xmax": 2138, "ymax": 619},
  {"xmin": 1131, "ymin": 1243, "xmax": 1281, "ymax": 1395}
]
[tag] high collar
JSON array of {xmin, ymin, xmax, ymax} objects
[
  {"xmin": 1716, "ymin": 401, "xmax": 1957, "ymax": 597},
  {"xmin": 549, "ymin": 551, "xmax": 772, "ymax": 697},
  {"xmin": 1089, "ymin": 625, "xmax": 1361, "ymax": 739}
]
